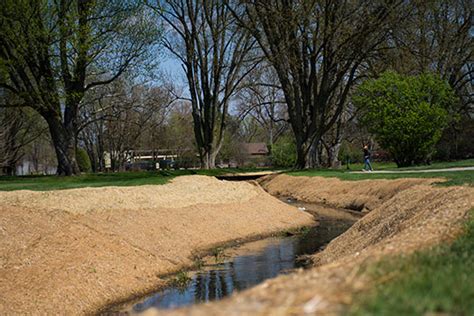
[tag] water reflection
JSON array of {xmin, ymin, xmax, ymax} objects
[
  {"xmin": 129, "ymin": 235, "xmax": 317, "ymax": 313},
  {"xmin": 122, "ymin": 210, "xmax": 355, "ymax": 314}
]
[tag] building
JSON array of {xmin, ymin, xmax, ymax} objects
[{"xmin": 240, "ymin": 143, "xmax": 270, "ymax": 167}]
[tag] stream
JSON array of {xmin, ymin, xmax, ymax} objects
[{"xmin": 113, "ymin": 199, "xmax": 359, "ymax": 314}]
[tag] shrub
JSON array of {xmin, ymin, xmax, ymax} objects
[
  {"xmin": 271, "ymin": 136, "xmax": 297, "ymax": 167},
  {"xmin": 339, "ymin": 141, "xmax": 363, "ymax": 164},
  {"xmin": 353, "ymin": 71, "xmax": 456, "ymax": 167},
  {"xmin": 76, "ymin": 147, "xmax": 92, "ymax": 173}
]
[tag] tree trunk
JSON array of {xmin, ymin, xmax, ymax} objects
[
  {"xmin": 202, "ymin": 151, "xmax": 215, "ymax": 169},
  {"xmin": 294, "ymin": 139, "xmax": 321, "ymax": 169},
  {"xmin": 202, "ymin": 143, "xmax": 222, "ymax": 169},
  {"xmin": 305, "ymin": 139, "xmax": 324, "ymax": 169},
  {"xmin": 327, "ymin": 142, "xmax": 342, "ymax": 168},
  {"xmin": 295, "ymin": 141, "xmax": 307, "ymax": 169},
  {"xmin": 2, "ymin": 166, "xmax": 15, "ymax": 176},
  {"xmin": 44, "ymin": 113, "xmax": 80, "ymax": 176}
]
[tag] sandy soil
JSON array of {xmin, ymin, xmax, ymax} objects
[
  {"xmin": 0, "ymin": 176, "xmax": 314, "ymax": 315},
  {"xmin": 143, "ymin": 175, "xmax": 474, "ymax": 316}
]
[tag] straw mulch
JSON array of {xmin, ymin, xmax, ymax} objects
[
  {"xmin": 260, "ymin": 174, "xmax": 439, "ymax": 211},
  {"xmin": 150, "ymin": 176, "xmax": 473, "ymax": 316},
  {"xmin": 0, "ymin": 176, "xmax": 314, "ymax": 315},
  {"xmin": 0, "ymin": 175, "xmax": 263, "ymax": 214}
]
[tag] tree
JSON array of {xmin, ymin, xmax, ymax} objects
[
  {"xmin": 0, "ymin": 1, "xmax": 158, "ymax": 175},
  {"xmin": 0, "ymin": 90, "xmax": 47, "ymax": 175},
  {"xmin": 353, "ymin": 71, "xmax": 456, "ymax": 167},
  {"xmin": 157, "ymin": 101, "xmax": 200, "ymax": 168},
  {"xmin": 0, "ymin": 107, "xmax": 46, "ymax": 175},
  {"xmin": 379, "ymin": 0, "xmax": 472, "ymax": 109},
  {"xmin": 234, "ymin": 0, "xmax": 405, "ymax": 168},
  {"xmin": 79, "ymin": 77, "xmax": 174, "ymax": 171},
  {"xmin": 149, "ymin": 0, "xmax": 256, "ymax": 168},
  {"xmin": 390, "ymin": 0, "xmax": 473, "ymax": 159},
  {"xmin": 237, "ymin": 65, "xmax": 289, "ymax": 147},
  {"xmin": 271, "ymin": 135, "xmax": 297, "ymax": 168}
]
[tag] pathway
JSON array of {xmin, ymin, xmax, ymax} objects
[{"xmin": 350, "ymin": 166, "xmax": 474, "ymax": 174}]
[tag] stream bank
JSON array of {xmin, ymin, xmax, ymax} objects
[
  {"xmin": 107, "ymin": 198, "xmax": 360, "ymax": 314},
  {"xmin": 137, "ymin": 175, "xmax": 473, "ymax": 316},
  {"xmin": 2, "ymin": 174, "xmax": 472, "ymax": 315},
  {"xmin": 0, "ymin": 176, "xmax": 313, "ymax": 315}
]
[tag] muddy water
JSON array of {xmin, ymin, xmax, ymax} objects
[{"xmin": 115, "ymin": 200, "xmax": 358, "ymax": 314}]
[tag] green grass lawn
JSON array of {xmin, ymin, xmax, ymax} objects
[
  {"xmin": 339, "ymin": 159, "xmax": 474, "ymax": 171},
  {"xmin": 289, "ymin": 159, "xmax": 474, "ymax": 186},
  {"xmin": 1, "ymin": 159, "xmax": 472, "ymax": 191},
  {"xmin": 350, "ymin": 210, "xmax": 474, "ymax": 316},
  {"xmin": 392, "ymin": 158, "xmax": 474, "ymax": 170},
  {"xmin": 0, "ymin": 169, "xmax": 239, "ymax": 191},
  {"xmin": 289, "ymin": 169, "xmax": 473, "ymax": 186}
]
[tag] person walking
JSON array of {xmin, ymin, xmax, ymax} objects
[{"xmin": 363, "ymin": 145, "xmax": 373, "ymax": 172}]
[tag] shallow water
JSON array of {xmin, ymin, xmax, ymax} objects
[
  {"xmin": 117, "ymin": 204, "xmax": 354, "ymax": 314},
  {"xmin": 127, "ymin": 237, "xmax": 307, "ymax": 313}
]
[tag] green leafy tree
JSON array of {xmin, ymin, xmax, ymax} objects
[
  {"xmin": 353, "ymin": 72, "xmax": 456, "ymax": 167},
  {"xmin": 0, "ymin": 1, "xmax": 158, "ymax": 175}
]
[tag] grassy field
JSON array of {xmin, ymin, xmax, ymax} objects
[
  {"xmin": 289, "ymin": 160, "xmax": 474, "ymax": 186},
  {"xmin": 1, "ymin": 159, "xmax": 472, "ymax": 191},
  {"xmin": 289, "ymin": 169, "xmax": 473, "ymax": 186},
  {"xmin": 341, "ymin": 159, "xmax": 474, "ymax": 171},
  {"xmin": 350, "ymin": 210, "xmax": 474, "ymax": 316},
  {"xmin": 0, "ymin": 169, "xmax": 235, "ymax": 191}
]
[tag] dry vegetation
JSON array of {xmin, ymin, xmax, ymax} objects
[
  {"xmin": 260, "ymin": 174, "xmax": 440, "ymax": 211},
  {"xmin": 0, "ymin": 176, "xmax": 313, "ymax": 315},
  {"xmin": 0, "ymin": 175, "xmax": 261, "ymax": 214}
]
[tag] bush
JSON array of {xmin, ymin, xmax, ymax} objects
[
  {"xmin": 339, "ymin": 141, "xmax": 363, "ymax": 164},
  {"xmin": 353, "ymin": 71, "xmax": 456, "ymax": 167},
  {"xmin": 271, "ymin": 136, "xmax": 297, "ymax": 167},
  {"xmin": 76, "ymin": 147, "xmax": 92, "ymax": 173}
]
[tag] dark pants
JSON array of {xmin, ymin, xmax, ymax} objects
[{"xmin": 364, "ymin": 156, "xmax": 373, "ymax": 171}]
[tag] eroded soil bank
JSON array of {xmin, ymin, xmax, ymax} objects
[
  {"xmin": 139, "ymin": 175, "xmax": 473, "ymax": 315},
  {"xmin": 0, "ymin": 176, "xmax": 314, "ymax": 315}
]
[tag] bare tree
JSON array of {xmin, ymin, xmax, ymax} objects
[
  {"xmin": 233, "ymin": 0, "xmax": 404, "ymax": 168},
  {"xmin": 149, "ymin": 0, "xmax": 257, "ymax": 168},
  {"xmin": 79, "ymin": 77, "xmax": 175, "ymax": 171},
  {"xmin": 155, "ymin": 101, "xmax": 200, "ymax": 168},
  {"xmin": 0, "ymin": 1, "xmax": 158, "ymax": 175},
  {"xmin": 0, "ymin": 107, "xmax": 46, "ymax": 175},
  {"xmin": 237, "ymin": 66, "xmax": 289, "ymax": 147}
]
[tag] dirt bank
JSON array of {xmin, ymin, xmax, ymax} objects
[
  {"xmin": 260, "ymin": 174, "xmax": 439, "ymax": 211},
  {"xmin": 0, "ymin": 175, "xmax": 263, "ymax": 214},
  {"xmin": 145, "ymin": 176, "xmax": 473, "ymax": 315},
  {"xmin": 0, "ymin": 176, "xmax": 314, "ymax": 315}
]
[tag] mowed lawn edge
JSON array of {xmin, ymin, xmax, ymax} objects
[
  {"xmin": 0, "ymin": 169, "xmax": 248, "ymax": 191},
  {"xmin": 349, "ymin": 209, "xmax": 474, "ymax": 316},
  {"xmin": 287, "ymin": 159, "xmax": 474, "ymax": 186},
  {"xmin": 1, "ymin": 160, "xmax": 472, "ymax": 191}
]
